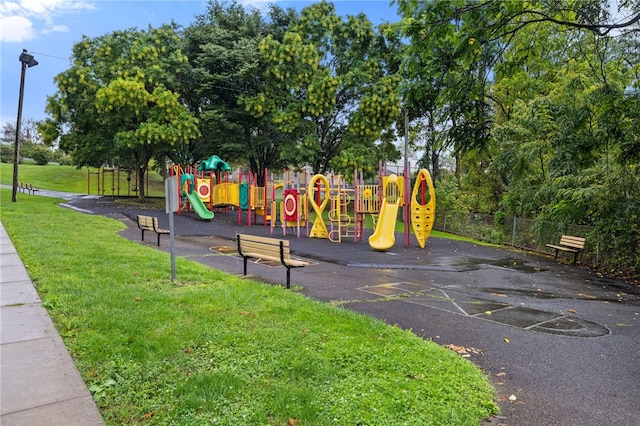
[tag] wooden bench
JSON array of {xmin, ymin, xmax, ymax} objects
[
  {"xmin": 136, "ymin": 215, "xmax": 170, "ymax": 246},
  {"xmin": 19, "ymin": 182, "xmax": 39, "ymax": 194},
  {"xmin": 546, "ymin": 235, "xmax": 586, "ymax": 264},
  {"xmin": 236, "ymin": 234, "xmax": 309, "ymax": 288}
]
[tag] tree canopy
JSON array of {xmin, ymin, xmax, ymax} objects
[
  {"xmin": 182, "ymin": 1, "xmax": 299, "ymax": 185},
  {"xmin": 41, "ymin": 25, "xmax": 199, "ymax": 198},
  {"xmin": 243, "ymin": 0, "xmax": 403, "ymax": 179},
  {"xmin": 396, "ymin": 0, "xmax": 639, "ymax": 275}
]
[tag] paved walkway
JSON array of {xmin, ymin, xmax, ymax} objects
[{"xmin": 0, "ymin": 222, "xmax": 104, "ymax": 426}]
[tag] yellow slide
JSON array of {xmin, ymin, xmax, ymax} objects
[{"xmin": 368, "ymin": 174, "xmax": 400, "ymax": 251}]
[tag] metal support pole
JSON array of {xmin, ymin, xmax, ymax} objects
[
  {"xmin": 11, "ymin": 61, "xmax": 28, "ymax": 203},
  {"xmin": 403, "ymin": 107, "xmax": 411, "ymax": 246}
]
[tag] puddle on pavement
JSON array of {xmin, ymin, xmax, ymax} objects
[
  {"xmin": 209, "ymin": 245, "xmax": 238, "ymax": 254},
  {"xmin": 358, "ymin": 283, "xmax": 610, "ymax": 337},
  {"xmin": 476, "ymin": 306, "xmax": 559, "ymax": 328},
  {"xmin": 480, "ymin": 286, "xmax": 640, "ymax": 304},
  {"xmin": 453, "ymin": 257, "xmax": 546, "ymax": 273},
  {"xmin": 481, "ymin": 287, "xmax": 560, "ymax": 300}
]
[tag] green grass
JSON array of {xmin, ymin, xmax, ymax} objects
[
  {"xmin": 1, "ymin": 190, "xmax": 498, "ymax": 425},
  {"xmin": 0, "ymin": 163, "xmax": 166, "ymax": 196}
]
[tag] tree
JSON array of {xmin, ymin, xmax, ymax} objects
[
  {"xmin": 42, "ymin": 25, "xmax": 199, "ymax": 199},
  {"xmin": 396, "ymin": 0, "xmax": 639, "ymax": 276},
  {"xmin": 182, "ymin": 0, "xmax": 298, "ymax": 185},
  {"xmin": 396, "ymin": 0, "xmax": 639, "ymax": 183},
  {"xmin": 244, "ymin": 1, "xmax": 402, "ymax": 179},
  {"xmin": 398, "ymin": 0, "xmax": 499, "ymax": 192}
]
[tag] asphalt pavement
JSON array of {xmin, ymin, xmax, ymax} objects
[{"xmin": 3, "ymin": 190, "xmax": 640, "ymax": 425}]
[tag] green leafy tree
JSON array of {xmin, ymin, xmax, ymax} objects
[
  {"xmin": 490, "ymin": 7, "xmax": 640, "ymax": 275},
  {"xmin": 42, "ymin": 25, "xmax": 199, "ymax": 199},
  {"xmin": 182, "ymin": 0, "xmax": 298, "ymax": 185},
  {"xmin": 244, "ymin": 1, "xmax": 402, "ymax": 179},
  {"xmin": 397, "ymin": 0, "xmax": 639, "ymax": 276},
  {"xmin": 398, "ymin": 0, "xmax": 500, "ymax": 191}
]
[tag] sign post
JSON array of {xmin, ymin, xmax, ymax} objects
[{"xmin": 165, "ymin": 176, "xmax": 178, "ymax": 281}]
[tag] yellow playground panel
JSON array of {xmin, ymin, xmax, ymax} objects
[
  {"xmin": 212, "ymin": 182, "xmax": 240, "ymax": 207},
  {"xmin": 355, "ymin": 184, "xmax": 380, "ymax": 213},
  {"xmin": 252, "ymin": 182, "xmax": 283, "ymax": 222},
  {"xmin": 382, "ymin": 175, "xmax": 404, "ymax": 205},
  {"xmin": 196, "ymin": 178, "xmax": 211, "ymax": 202}
]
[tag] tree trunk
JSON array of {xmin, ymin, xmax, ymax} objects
[
  {"xmin": 137, "ymin": 164, "xmax": 147, "ymax": 200},
  {"xmin": 431, "ymin": 148, "xmax": 440, "ymax": 186},
  {"xmin": 455, "ymin": 150, "xmax": 461, "ymax": 190}
]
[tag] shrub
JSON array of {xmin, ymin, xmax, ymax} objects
[
  {"xmin": 0, "ymin": 144, "xmax": 13, "ymax": 163},
  {"xmin": 31, "ymin": 146, "xmax": 50, "ymax": 165}
]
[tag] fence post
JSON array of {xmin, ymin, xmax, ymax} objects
[{"xmin": 512, "ymin": 216, "xmax": 517, "ymax": 247}]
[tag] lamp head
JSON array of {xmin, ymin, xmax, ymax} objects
[{"xmin": 19, "ymin": 49, "xmax": 38, "ymax": 67}]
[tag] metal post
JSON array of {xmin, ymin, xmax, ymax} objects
[
  {"xmin": 11, "ymin": 61, "xmax": 28, "ymax": 202},
  {"xmin": 403, "ymin": 107, "xmax": 411, "ymax": 246},
  {"xmin": 12, "ymin": 49, "xmax": 37, "ymax": 203}
]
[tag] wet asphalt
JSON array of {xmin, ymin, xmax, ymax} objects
[{"xmin": 60, "ymin": 194, "xmax": 640, "ymax": 426}]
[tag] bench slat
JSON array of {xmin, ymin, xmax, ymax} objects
[
  {"xmin": 559, "ymin": 235, "xmax": 585, "ymax": 249},
  {"xmin": 241, "ymin": 242, "xmax": 291, "ymax": 258},
  {"xmin": 546, "ymin": 244, "xmax": 578, "ymax": 253}
]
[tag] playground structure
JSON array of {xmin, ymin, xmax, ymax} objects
[
  {"xmin": 307, "ymin": 167, "xmax": 436, "ymax": 250},
  {"xmin": 170, "ymin": 154, "xmax": 436, "ymax": 250},
  {"xmin": 170, "ymin": 156, "xmax": 310, "ymax": 232},
  {"xmin": 86, "ymin": 167, "xmax": 144, "ymax": 197},
  {"xmin": 307, "ymin": 171, "xmax": 384, "ymax": 244}
]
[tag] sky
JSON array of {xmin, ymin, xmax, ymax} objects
[{"xmin": 0, "ymin": 0, "xmax": 400, "ymax": 131}]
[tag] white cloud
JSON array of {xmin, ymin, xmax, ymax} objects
[
  {"xmin": 237, "ymin": 0, "xmax": 271, "ymax": 12},
  {"xmin": 42, "ymin": 24, "xmax": 68, "ymax": 34},
  {"xmin": 0, "ymin": 15, "xmax": 35, "ymax": 42},
  {"xmin": 0, "ymin": 0, "xmax": 94, "ymax": 43}
]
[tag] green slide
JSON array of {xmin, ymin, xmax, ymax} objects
[{"xmin": 181, "ymin": 190, "xmax": 214, "ymax": 220}]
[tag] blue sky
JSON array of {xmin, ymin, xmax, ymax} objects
[{"xmin": 0, "ymin": 0, "xmax": 399, "ymax": 131}]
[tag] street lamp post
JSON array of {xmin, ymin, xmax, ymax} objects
[{"xmin": 11, "ymin": 49, "xmax": 38, "ymax": 203}]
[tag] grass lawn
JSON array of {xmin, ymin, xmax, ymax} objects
[
  {"xmin": 0, "ymin": 163, "xmax": 166, "ymax": 196},
  {"xmin": 1, "ymin": 189, "xmax": 498, "ymax": 424}
]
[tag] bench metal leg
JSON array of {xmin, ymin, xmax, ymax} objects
[
  {"xmin": 243, "ymin": 257, "xmax": 248, "ymax": 276},
  {"xmin": 141, "ymin": 230, "xmax": 145, "ymax": 242},
  {"xmin": 157, "ymin": 233, "xmax": 161, "ymax": 246},
  {"xmin": 286, "ymin": 267, "xmax": 291, "ymax": 289}
]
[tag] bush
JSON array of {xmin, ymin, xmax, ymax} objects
[
  {"xmin": 50, "ymin": 149, "xmax": 71, "ymax": 165},
  {"xmin": 31, "ymin": 146, "xmax": 50, "ymax": 165},
  {"xmin": 0, "ymin": 144, "xmax": 14, "ymax": 163}
]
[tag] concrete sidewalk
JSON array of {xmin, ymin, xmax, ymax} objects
[{"xmin": 0, "ymin": 221, "xmax": 104, "ymax": 426}]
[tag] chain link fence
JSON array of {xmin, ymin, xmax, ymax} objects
[{"xmin": 434, "ymin": 211, "xmax": 602, "ymax": 269}]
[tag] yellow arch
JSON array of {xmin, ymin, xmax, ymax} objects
[{"xmin": 307, "ymin": 174, "xmax": 330, "ymax": 239}]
